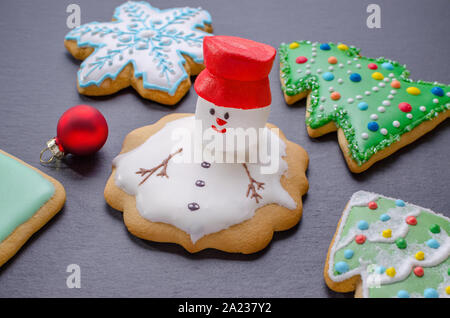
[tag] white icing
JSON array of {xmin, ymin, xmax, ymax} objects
[
  {"xmin": 113, "ymin": 116, "xmax": 296, "ymax": 243},
  {"xmin": 328, "ymin": 191, "xmax": 450, "ymax": 298},
  {"xmin": 65, "ymin": 1, "xmax": 212, "ymax": 95}
]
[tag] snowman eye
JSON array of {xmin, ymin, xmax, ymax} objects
[
  {"xmin": 209, "ymin": 108, "xmax": 215, "ymax": 115},
  {"xmin": 224, "ymin": 112, "xmax": 229, "ymax": 120}
]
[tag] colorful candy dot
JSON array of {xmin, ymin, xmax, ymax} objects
[
  {"xmin": 344, "ymin": 249, "xmax": 354, "ymax": 259},
  {"xmin": 371, "ymin": 72, "xmax": 384, "ymax": 80},
  {"xmin": 376, "ymin": 266, "xmax": 386, "ymax": 274},
  {"xmin": 395, "ymin": 238, "xmax": 407, "ymax": 249},
  {"xmin": 415, "ymin": 251, "xmax": 425, "ymax": 261},
  {"xmin": 382, "ymin": 229, "xmax": 392, "ymax": 238},
  {"xmin": 380, "ymin": 128, "xmax": 388, "ymax": 135},
  {"xmin": 349, "ymin": 73, "xmax": 362, "ymax": 82},
  {"xmin": 368, "ymin": 63, "xmax": 378, "ymax": 70},
  {"xmin": 380, "ymin": 214, "xmax": 390, "ymax": 221},
  {"xmin": 322, "ymin": 72, "xmax": 335, "ymax": 81},
  {"xmin": 330, "ymin": 91, "xmax": 341, "ymax": 100},
  {"xmin": 328, "ymin": 56, "xmax": 338, "ymax": 64},
  {"xmin": 368, "ymin": 121, "xmax": 379, "ymax": 132},
  {"xmin": 355, "ymin": 234, "xmax": 366, "ymax": 244},
  {"xmin": 424, "ymin": 288, "xmax": 438, "ymax": 298},
  {"xmin": 381, "ymin": 62, "xmax": 394, "ymax": 70},
  {"xmin": 335, "ymin": 261, "xmax": 349, "ymax": 274},
  {"xmin": 320, "ymin": 43, "xmax": 331, "ymax": 50},
  {"xmin": 406, "ymin": 87, "xmax": 421, "ymax": 95},
  {"xmin": 358, "ymin": 102, "xmax": 368, "ymax": 110},
  {"xmin": 390, "ymin": 80, "xmax": 401, "ymax": 89},
  {"xmin": 295, "ymin": 56, "xmax": 308, "ymax": 64},
  {"xmin": 357, "ymin": 220, "xmax": 369, "ymax": 230},
  {"xmin": 414, "ymin": 266, "xmax": 424, "ymax": 277},
  {"xmin": 395, "ymin": 199, "xmax": 405, "ymax": 207},
  {"xmin": 368, "ymin": 201, "xmax": 378, "ymax": 210},
  {"xmin": 431, "ymin": 86, "xmax": 444, "ymax": 96},
  {"xmin": 386, "ymin": 267, "xmax": 396, "ymax": 277},
  {"xmin": 429, "ymin": 224, "xmax": 440, "ymax": 233},
  {"xmin": 289, "ymin": 42, "xmax": 299, "ymax": 49},
  {"xmin": 426, "ymin": 239, "xmax": 440, "ymax": 249},
  {"xmin": 337, "ymin": 44, "xmax": 349, "ymax": 51},
  {"xmin": 406, "ymin": 216, "xmax": 417, "ymax": 225},
  {"xmin": 397, "ymin": 290, "xmax": 410, "ymax": 298},
  {"xmin": 446, "ymin": 286, "xmax": 450, "ymax": 295},
  {"xmin": 398, "ymin": 102, "xmax": 412, "ymax": 112}
]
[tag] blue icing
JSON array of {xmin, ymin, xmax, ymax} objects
[
  {"xmin": 395, "ymin": 199, "xmax": 405, "ymax": 207},
  {"xmin": 335, "ymin": 261, "xmax": 349, "ymax": 274},
  {"xmin": 380, "ymin": 214, "xmax": 391, "ymax": 222},
  {"xmin": 397, "ymin": 290, "xmax": 410, "ymax": 298},
  {"xmin": 344, "ymin": 249, "xmax": 354, "ymax": 259},
  {"xmin": 358, "ymin": 102, "xmax": 368, "ymax": 111},
  {"xmin": 426, "ymin": 239, "xmax": 440, "ymax": 249},
  {"xmin": 320, "ymin": 43, "xmax": 331, "ymax": 51},
  {"xmin": 431, "ymin": 86, "xmax": 444, "ymax": 97},
  {"xmin": 367, "ymin": 121, "xmax": 379, "ymax": 132},
  {"xmin": 357, "ymin": 220, "xmax": 369, "ymax": 230},
  {"xmin": 376, "ymin": 266, "xmax": 386, "ymax": 274},
  {"xmin": 424, "ymin": 288, "xmax": 439, "ymax": 298},
  {"xmin": 381, "ymin": 62, "xmax": 394, "ymax": 70},
  {"xmin": 349, "ymin": 73, "xmax": 361, "ymax": 82},
  {"xmin": 322, "ymin": 72, "xmax": 334, "ymax": 81}
]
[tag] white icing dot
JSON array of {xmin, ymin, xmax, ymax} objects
[
  {"xmin": 312, "ymin": 52, "xmax": 317, "ymax": 57},
  {"xmin": 365, "ymin": 91, "xmax": 371, "ymax": 96},
  {"xmin": 390, "ymin": 90, "xmax": 397, "ymax": 94},
  {"xmin": 353, "ymin": 57, "xmax": 358, "ymax": 61},
  {"xmin": 380, "ymin": 128, "xmax": 388, "ymax": 135},
  {"xmin": 446, "ymin": 92, "xmax": 450, "ymax": 97},
  {"xmin": 378, "ymin": 106, "xmax": 386, "ymax": 113},
  {"xmin": 305, "ymin": 70, "xmax": 311, "ymax": 75},
  {"xmin": 356, "ymin": 95, "xmax": 363, "ymax": 100},
  {"xmin": 361, "ymin": 133, "xmax": 369, "ymax": 139},
  {"xmin": 347, "ymin": 98, "xmax": 354, "ymax": 104},
  {"xmin": 382, "ymin": 100, "xmax": 391, "ymax": 106},
  {"xmin": 406, "ymin": 113, "xmax": 413, "ymax": 119},
  {"xmin": 338, "ymin": 63, "xmax": 344, "ymax": 68},
  {"xmin": 328, "ymin": 66, "xmax": 334, "ymax": 71},
  {"xmin": 338, "ymin": 78, "xmax": 344, "ymax": 84},
  {"xmin": 370, "ymin": 114, "xmax": 378, "ymax": 120},
  {"xmin": 306, "ymin": 64, "xmax": 311, "ymax": 69},
  {"xmin": 310, "ymin": 59, "xmax": 315, "ymax": 63},
  {"xmin": 419, "ymin": 106, "xmax": 426, "ymax": 112},
  {"xmin": 312, "ymin": 47, "xmax": 317, "ymax": 51},
  {"xmin": 320, "ymin": 96, "xmax": 326, "ymax": 102},
  {"xmin": 393, "ymin": 120, "xmax": 400, "ymax": 127},
  {"xmin": 317, "ymin": 69, "xmax": 322, "ymax": 74},
  {"xmin": 356, "ymin": 64, "xmax": 361, "ymax": 69},
  {"xmin": 347, "ymin": 61, "xmax": 352, "ymax": 65},
  {"xmin": 389, "ymin": 73, "xmax": 395, "ymax": 77},
  {"xmin": 378, "ymin": 82, "xmax": 386, "ymax": 87},
  {"xmin": 347, "ymin": 70, "xmax": 352, "ymax": 74},
  {"xmin": 328, "ymin": 87, "xmax": 334, "ymax": 92},
  {"xmin": 319, "ymin": 105, "xmax": 325, "ymax": 111},
  {"xmin": 312, "ymin": 42, "xmax": 317, "ymax": 47},
  {"xmin": 383, "ymin": 77, "xmax": 390, "ymax": 82},
  {"xmin": 388, "ymin": 94, "xmax": 394, "ymax": 100},
  {"xmin": 297, "ymin": 69, "xmax": 302, "ymax": 73},
  {"xmin": 433, "ymin": 98, "xmax": 439, "ymax": 104},
  {"xmin": 372, "ymin": 86, "xmax": 379, "ymax": 92},
  {"xmin": 333, "ymin": 105, "xmax": 338, "ymax": 110}
]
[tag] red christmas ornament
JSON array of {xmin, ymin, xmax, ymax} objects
[{"xmin": 40, "ymin": 105, "xmax": 108, "ymax": 163}]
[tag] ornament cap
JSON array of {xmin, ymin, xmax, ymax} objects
[{"xmin": 40, "ymin": 137, "xmax": 64, "ymax": 164}]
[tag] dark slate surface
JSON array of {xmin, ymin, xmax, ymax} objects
[{"xmin": 0, "ymin": 0, "xmax": 448, "ymax": 297}]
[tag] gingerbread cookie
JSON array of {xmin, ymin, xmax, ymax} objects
[
  {"xmin": 325, "ymin": 191, "xmax": 449, "ymax": 298},
  {"xmin": 279, "ymin": 41, "xmax": 450, "ymax": 172},
  {"xmin": 0, "ymin": 150, "xmax": 65, "ymax": 267},
  {"xmin": 65, "ymin": 1, "xmax": 213, "ymax": 105},
  {"xmin": 104, "ymin": 36, "xmax": 309, "ymax": 254}
]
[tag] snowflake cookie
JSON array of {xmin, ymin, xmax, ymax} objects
[
  {"xmin": 65, "ymin": 1, "xmax": 213, "ymax": 105},
  {"xmin": 279, "ymin": 41, "xmax": 450, "ymax": 173}
]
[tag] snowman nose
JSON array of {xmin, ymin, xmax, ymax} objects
[{"xmin": 216, "ymin": 118, "xmax": 227, "ymax": 126}]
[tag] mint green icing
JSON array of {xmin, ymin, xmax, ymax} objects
[
  {"xmin": 279, "ymin": 41, "xmax": 450, "ymax": 165},
  {"xmin": 0, "ymin": 152, "xmax": 54, "ymax": 242}
]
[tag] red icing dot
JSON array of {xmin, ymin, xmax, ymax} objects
[
  {"xmin": 406, "ymin": 216, "xmax": 417, "ymax": 225},
  {"xmin": 391, "ymin": 80, "xmax": 401, "ymax": 89},
  {"xmin": 355, "ymin": 234, "xmax": 366, "ymax": 244},
  {"xmin": 296, "ymin": 56, "xmax": 308, "ymax": 64},
  {"xmin": 330, "ymin": 92, "xmax": 341, "ymax": 100},
  {"xmin": 328, "ymin": 56, "xmax": 338, "ymax": 64},
  {"xmin": 413, "ymin": 266, "xmax": 424, "ymax": 277},
  {"xmin": 398, "ymin": 102, "xmax": 412, "ymax": 113},
  {"xmin": 368, "ymin": 201, "xmax": 378, "ymax": 210},
  {"xmin": 368, "ymin": 63, "xmax": 378, "ymax": 70}
]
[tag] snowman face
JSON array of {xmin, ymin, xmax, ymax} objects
[{"xmin": 195, "ymin": 97, "xmax": 270, "ymax": 134}]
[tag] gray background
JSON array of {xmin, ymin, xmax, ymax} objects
[{"xmin": 0, "ymin": 0, "xmax": 448, "ymax": 298}]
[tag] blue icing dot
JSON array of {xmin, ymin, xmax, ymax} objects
[
  {"xmin": 322, "ymin": 72, "xmax": 334, "ymax": 81},
  {"xmin": 344, "ymin": 249, "xmax": 354, "ymax": 259},
  {"xmin": 357, "ymin": 220, "xmax": 369, "ymax": 230},
  {"xmin": 367, "ymin": 121, "xmax": 379, "ymax": 132},
  {"xmin": 380, "ymin": 214, "xmax": 391, "ymax": 222},
  {"xmin": 397, "ymin": 290, "xmax": 410, "ymax": 298},
  {"xmin": 376, "ymin": 266, "xmax": 386, "ymax": 274},
  {"xmin": 431, "ymin": 86, "xmax": 444, "ymax": 97},
  {"xmin": 381, "ymin": 62, "xmax": 394, "ymax": 70},
  {"xmin": 395, "ymin": 199, "xmax": 405, "ymax": 207},
  {"xmin": 426, "ymin": 239, "xmax": 440, "ymax": 249},
  {"xmin": 424, "ymin": 288, "xmax": 439, "ymax": 298},
  {"xmin": 320, "ymin": 43, "xmax": 331, "ymax": 51},
  {"xmin": 349, "ymin": 73, "xmax": 362, "ymax": 82},
  {"xmin": 358, "ymin": 102, "xmax": 368, "ymax": 111},
  {"xmin": 335, "ymin": 261, "xmax": 349, "ymax": 274}
]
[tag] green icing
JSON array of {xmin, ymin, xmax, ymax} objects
[
  {"xmin": 0, "ymin": 152, "xmax": 54, "ymax": 242},
  {"xmin": 279, "ymin": 41, "xmax": 450, "ymax": 165},
  {"xmin": 331, "ymin": 194, "xmax": 450, "ymax": 298}
]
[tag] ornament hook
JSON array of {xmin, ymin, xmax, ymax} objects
[{"xmin": 40, "ymin": 138, "xmax": 64, "ymax": 164}]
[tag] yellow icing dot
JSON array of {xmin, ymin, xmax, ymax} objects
[
  {"xmin": 446, "ymin": 286, "xmax": 450, "ymax": 295},
  {"xmin": 406, "ymin": 87, "xmax": 421, "ymax": 95},
  {"xmin": 289, "ymin": 42, "xmax": 299, "ymax": 49},
  {"xmin": 386, "ymin": 267, "xmax": 396, "ymax": 277},
  {"xmin": 337, "ymin": 44, "xmax": 349, "ymax": 51},
  {"xmin": 372, "ymin": 72, "xmax": 384, "ymax": 80},
  {"xmin": 382, "ymin": 229, "xmax": 392, "ymax": 238},
  {"xmin": 415, "ymin": 251, "xmax": 425, "ymax": 260}
]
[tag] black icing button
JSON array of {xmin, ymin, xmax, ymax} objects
[
  {"xmin": 201, "ymin": 161, "xmax": 211, "ymax": 168},
  {"xmin": 195, "ymin": 180, "xmax": 205, "ymax": 187},
  {"xmin": 188, "ymin": 202, "xmax": 200, "ymax": 211}
]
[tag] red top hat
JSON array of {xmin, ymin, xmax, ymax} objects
[{"xmin": 194, "ymin": 36, "xmax": 276, "ymax": 109}]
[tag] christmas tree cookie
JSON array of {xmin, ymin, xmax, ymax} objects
[
  {"xmin": 279, "ymin": 41, "xmax": 450, "ymax": 172},
  {"xmin": 325, "ymin": 191, "xmax": 449, "ymax": 298},
  {"xmin": 104, "ymin": 36, "xmax": 309, "ymax": 254},
  {"xmin": 65, "ymin": 1, "xmax": 213, "ymax": 105},
  {"xmin": 0, "ymin": 150, "xmax": 65, "ymax": 267}
]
